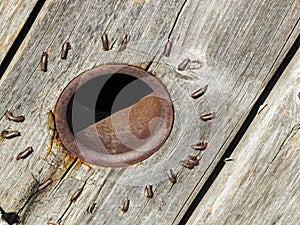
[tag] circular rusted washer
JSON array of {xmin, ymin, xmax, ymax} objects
[{"xmin": 55, "ymin": 64, "xmax": 173, "ymax": 167}]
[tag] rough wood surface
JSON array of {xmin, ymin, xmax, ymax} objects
[
  {"xmin": 0, "ymin": 0, "xmax": 38, "ymax": 64},
  {"xmin": 0, "ymin": 0, "xmax": 299, "ymax": 224},
  {"xmin": 187, "ymin": 48, "xmax": 300, "ymax": 225}
]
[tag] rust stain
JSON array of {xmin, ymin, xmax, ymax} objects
[
  {"xmin": 43, "ymin": 110, "xmax": 58, "ymax": 159},
  {"xmin": 47, "ymin": 110, "xmax": 56, "ymax": 131},
  {"xmin": 53, "ymin": 135, "xmax": 62, "ymax": 146},
  {"xmin": 61, "ymin": 151, "xmax": 89, "ymax": 173},
  {"xmin": 55, "ymin": 64, "xmax": 173, "ymax": 167},
  {"xmin": 77, "ymin": 159, "xmax": 92, "ymax": 170},
  {"xmin": 47, "ymin": 221, "xmax": 63, "ymax": 225},
  {"xmin": 43, "ymin": 131, "xmax": 58, "ymax": 159},
  {"xmin": 64, "ymin": 151, "xmax": 76, "ymax": 162},
  {"xmin": 44, "ymin": 112, "xmax": 89, "ymax": 170}
]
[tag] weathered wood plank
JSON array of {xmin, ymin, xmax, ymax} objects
[
  {"xmin": 0, "ymin": 0, "xmax": 299, "ymax": 224},
  {"xmin": 162, "ymin": 1, "xmax": 300, "ymax": 223},
  {"xmin": 0, "ymin": 0, "xmax": 39, "ymax": 65},
  {"xmin": 187, "ymin": 47, "xmax": 300, "ymax": 225}
]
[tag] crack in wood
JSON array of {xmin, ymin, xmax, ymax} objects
[
  {"xmin": 51, "ymin": 159, "xmax": 79, "ymax": 193},
  {"xmin": 16, "ymin": 158, "xmax": 81, "ymax": 223},
  {"xmin": 57, "ymin": 174, "xmax": 92, "ymax": 224},
  {"xmin": 0, "ymin": 0, "xmax": 299, "ymax": 224},
  {"xmin": 178, "ymin": 28, "xmax": 300, "ymax": 225},
  {"xmin": 144, "ymin": 51, "xmax": 158, "ymax": 71},
  {"xmin": 261, "ymin": 123, "xmax": 300, "ymax": 177},
  {"xmin": 263, "ymin": 17, "xmax": 300, "ymax": 85},
  {"xmin": 167, "ymin": 0, "xmax": 188, "ymax": 39},
  {"xmin": 0, "ymin": 0, "xmax": 46, "ymax": 79}
]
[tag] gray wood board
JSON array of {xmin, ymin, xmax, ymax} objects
[
  {"xmin": 187, "ymin": 48, "xmax": 300, "ymax": 225},
  {"xmin": 0, "ymin": 0, "xmax": 299, "ymax": 224},
  {"xmin": 0, "ymin": 0, "xmax": 39, "ymax": 65}
]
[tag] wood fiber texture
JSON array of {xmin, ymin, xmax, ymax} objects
[
  {"xmin": 187, "ymin": 48, "xmax": 300, "ymax": 225},
  {"xmin": 0, "ymin": 0, "xmax": 299, "ymax": 224},
  {"xmin": 0, "ymin": 0, "xmax": 38, "ymax": 64}
]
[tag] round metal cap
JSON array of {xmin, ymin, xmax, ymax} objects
[{"xmin": 55, "ymin": 64, "xmax": 173, "ymax": 167}]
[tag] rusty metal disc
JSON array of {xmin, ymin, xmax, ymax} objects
[{"xmin": 55, "ymin": 64, "xmax": 173, "ymax": 167}]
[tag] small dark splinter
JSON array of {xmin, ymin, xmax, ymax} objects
[
  {"xmin": 41, "ymin": 52, "xmax": 48, "ymax": 72},
  {"xmin": 187, "ymin": 155, "xmax": 199, "ymax": 166},
  {"xmin": 1, "ymin": 130, "xmax": 20, "ymax": 139},
  {"xmin": 145, "ymin": 185, "xmax": 153, "ymax": 198},
  {"xmin": 181, "ymin": 160, "xmax": 194, "ymax": 169},
  {"xmin": 200, "ymin": 112, "xmax": 216, "ymax": 122},
  {"xmin": 257, "ymin": 103, "xmax": 268, "ymax": 115},
  {"xmin": 224, "ymin": 158, "xmax": 234, "ymax": 162},
  {"xmin": 177, "ymin": 59, "xmax": 190, "ymax": 71},
  {"xmin": 119, "ymin": 34, "xmax": 130, "ymax": 52},
  {"xmin": 5, "ymin": 110, "xmax": 25, "ymax": 122},
  {"xmin": 191, "ymin": 85, "xmax": 208, "ymax": 99},
  {"xmin": 47, "ymin": 221, "xmax": 59, "ymax": 225},
  {"xmin": 190, "ymin": 142, "xmax": 208, "ymax": 151},
  {"xmin": 61, "ymin": 41, "xmax": 71, "ymax": 59},
  {"xmin": 16, "ymin": 146, "xmax": 33, "ymax": 160},
  {"xmin": 87, "ymin": 202, "xmax": 97, "ymax": 213},
  {"xmin": 120, "ymin": 198, "xmax": 130, "ymax": 212},
  {"xmin": 163, "ymin": 39, "xmax": 172, "ymax": 57},
  {"xmin": 101, "ymin": 34, "xmax": 110, "ymax": 51},
  {"xmin": 38, "ymin": 178, "xmax": 53, "ymax": 192},
  {"xmin": 167, "ymin": 169, "xmax": 177, "ymax": 184},
  {"xmin": 70, "ymin": 188, "xmax": 83, "ymax": 202}
]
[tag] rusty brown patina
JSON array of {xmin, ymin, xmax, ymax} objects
[{"xmin": 55, "ymin": 64, "xmax": 173, "ymax": 167}]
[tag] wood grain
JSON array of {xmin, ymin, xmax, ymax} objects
[
  {"xmin": 0, "ymin": 0, "xmax": 299, "ymax": 224},
  {"xmin": 187, "ymin": 48, "xmax": 300, "ymax": 225},
  {"xmin": 0, "ymin": 0, "xmax": 39, "ymax": 65}
]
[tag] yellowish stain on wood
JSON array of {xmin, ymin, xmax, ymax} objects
[
  {"xmin": 207, "ymin": 204, "xmax": 213, "ymax": 213},
  {"xmin": 290, "ymin": 136, "xmax": 298, "ymax": 149},
  {"xmin": 133, "ymin": 0, "xmax": 151, "ymax": 4}
]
